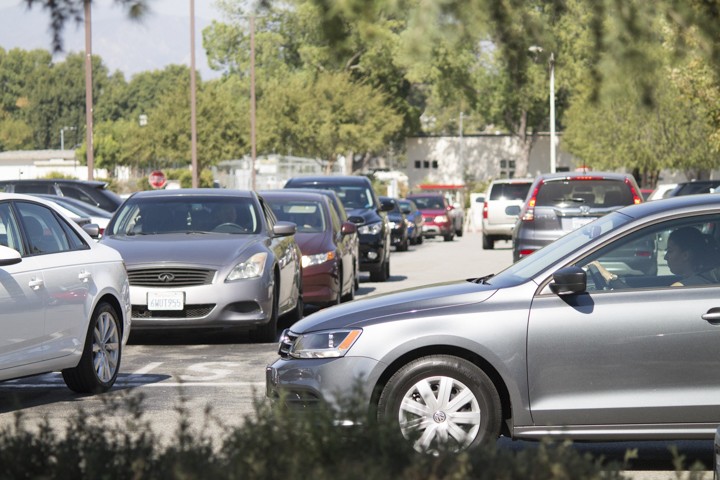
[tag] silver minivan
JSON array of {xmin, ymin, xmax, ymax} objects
[{"xmin": 481, "ymin": 178, "xmax": 533, "ymax": 249}]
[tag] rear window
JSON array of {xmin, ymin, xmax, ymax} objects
[
  {"xmin": 535, "ymin": 179, "xmax": 633, "ymax": 208},
  {"xmin": 489, "ymin": 183, "xmax": 531, "ymax": 201}
]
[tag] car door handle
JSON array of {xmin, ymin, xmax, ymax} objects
[
  {"xmin": 78, "ymin": 271, "xmax": 92, "ymax": 283},
  {"xmin": 701, "ymin": 307, "xmax": 720, "ymax": 325},
  {"xmin": 28, "ymin": 277, "xmax": 43, "ymax": 290}
]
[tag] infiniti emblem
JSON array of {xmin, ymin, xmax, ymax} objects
[{"xmin": 158, "ymin": 273, "xmax": 175, "ymax": 283}]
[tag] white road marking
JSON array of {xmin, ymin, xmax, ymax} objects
[{"xmin": 131, "ymin": 362, "xmax": 164, "ymax": 375}]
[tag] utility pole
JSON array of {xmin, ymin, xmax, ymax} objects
[
  {"xmin": 190, "ymin": 0, "xmax": 199, "ymax": 188},
  {"xmin": 250, "ymin": 14, "xmax": 257, "ymax": 191},
  {"xmin": 84, "ymin": 0, "xmax": 94, "ymax": 180}
]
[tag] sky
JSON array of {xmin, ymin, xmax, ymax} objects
[{"xmin": 0, "ymin": 0, "xmax": 227, "ymax": 79}]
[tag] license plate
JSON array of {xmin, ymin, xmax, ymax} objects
[
  {"xmin": 147, "ymin": 291, "xmax": 184, "ymax": 310},
  {"xmin": 571, "ymin": 217, "xmax": 593, "ymax": 229}
]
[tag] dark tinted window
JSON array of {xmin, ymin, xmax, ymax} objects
[
  {"xmin": 13, "ymin": 183, "xmax": 55, "ymax": 194},
  {"xmin": 409, "ymin": 195, "xmax": 446, "ymax": 209},
  {"xmin": 489, "ymin": 183, "xmax": 531, "ymax": 200},
  {"xmin": 535, "ymin": 180, "xmax": 632, "ymax": 208},
  {"xmin": 672, "ymin": 181, "xmax": 720, "ymax": 196}
]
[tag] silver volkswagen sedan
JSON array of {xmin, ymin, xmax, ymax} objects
[
  {"xmin": 0, "ymin": 193, "xmax": 131, "ymax": 393},
  {"xmin": 267, "ymin": 193, "xmax": 720, "ymax": 452},
  {"xmin": 101, "ymin": 189, "xmax": 303, "ymax": 342}
]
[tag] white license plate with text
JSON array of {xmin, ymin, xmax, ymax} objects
[{"xmin": 147, "ymin": 291, "xmax": 185, "ymax": 310}]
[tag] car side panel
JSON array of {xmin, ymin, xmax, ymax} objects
[{"xmin": 527, "ymin": 287, "xmax": 720, "ymax": 426}]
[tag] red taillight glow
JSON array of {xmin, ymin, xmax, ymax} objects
[
  {"xmin": 519, "ymin": 249, "xmax": 536, "ymax": 257},
  {"xmin": 521, "ymin": 182, "xmax": 542, "ymax": 221},
  {"xmin": 625, "ymin": 178, "xmax": 643, "ymax": 204},
  {"xmin": 483, "ymin": 202, "xmax": 488, "ymax": 219}
]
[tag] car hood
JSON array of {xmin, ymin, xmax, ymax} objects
[
  {"xmin": 290, "ymin": 280, "xmax": 498, "ymax": 332},
  {"xmin": 295, "ymin": 231, "xmax": 330, "ymax": 255},
  {"xmin": 101, "ymin": 233, "xmax": 262, "ymax": 267},
  {"xmin": 345, "ymin": 208, "xmax": 381, "ymax": 225}
]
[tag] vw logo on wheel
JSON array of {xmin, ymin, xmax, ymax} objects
[{"xmin": 158, "ymin": 273, "xmax": 175, "ymax": 283}]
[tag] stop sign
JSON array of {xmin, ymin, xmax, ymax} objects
[{"xmin": 148, "ymin": 170, "xmax": 167, "ymax": 189}]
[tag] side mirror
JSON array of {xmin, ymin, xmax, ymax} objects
[
  {"xmin": 341, "ymin": 221, "xmax": 357, "ymax": 235},
  {"xmin": 549, "ymin": 266, "xmax": 586, "ymax": 295},
  {"xmin": 82, "ymin": 223, "xmax": 100, "ymax": 239},
  {"xmin": 0, "ymin": 245, "xmax": 21, "ymax": 266},
  {"xmin": 379, "ymin": 199, "xmax": 394, "ymax": 212},
  {"xmin": 273, "ymin": 221, "xmax": 297, "ymax": 237},
  {"xmin": 348, "ymin": 215, "xmax": 365, "ymax": 225},
  {"xmin": 505, "ymin": 205, "xmax": 521, "ymax": 217}
]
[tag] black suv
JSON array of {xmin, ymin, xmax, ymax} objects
[
  {"xmin": 0, "ymin": 179, "xmax": 123, "ymax": 213},
  {"xmin": 284, "ymin": 175, "xmax": 394, "ymax": 282}
]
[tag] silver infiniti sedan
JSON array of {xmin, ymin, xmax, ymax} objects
[
  {"xmin": 267, "ymin": 194, "xmax": 720, "ymax": 452},
  {"xmin": 101, "ymin": 189, "xmax": 303, "ymax": 342}
]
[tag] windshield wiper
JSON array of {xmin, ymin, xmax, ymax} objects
[{"xmin": 472, "ymin": 273, "xmax": 495, "ymax": 284}]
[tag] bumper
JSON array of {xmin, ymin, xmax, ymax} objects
[
  {"xmin": 129, "ymin": 277, "xmax": 273, "ymax": 330},
  {"xmin": 358, "ymin": 233, "xmax": 387, "ymax": 272},
  {"xmin": 422, "ymin": 222, "xmax": 452, "ymax": 237},
  {"xmin": 302, "ymin": 262, "xmax": 340, "ymax": 305},
  {"xmin": 266, "ymin": 355, "xmax": 381, "ymax": 410}
]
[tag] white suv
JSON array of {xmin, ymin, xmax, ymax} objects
[{"xmin": 481, "ymin": 178, "xmax": 533, "ymax": 250}]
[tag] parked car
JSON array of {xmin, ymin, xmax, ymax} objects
[
  {"xmin": 31, "ymin": 194, "xmax": 113, "ymax": 236},
  {"xmin": 100, "ymin": 189, "xmax": 303, "ymax": 342},
  {"xmin": 284, "ymin": 176, "xmax": 393, "ymax": 282},
  {"xmin": 665, "ymin": 179, "xmax": 720, "ymax": 197},
  {"xmin": 646, "ymin": 183, "xmax": 678, "ymax": 201},
  {"xmin": 481, "ymin": 178, "xmax": 533, "ymax": 249},
  {"xmin": 398, "ymin": 198, "xmax": 424, "ymax": 245},
  {"xmin": 407, "ymin": 193, "xmax": 459, "ymax": 242},
  {"xmin": 261, "ymin": 190, "xmax": 358, "ymax": 307},
  {"xmin": 267, "ymin": 194, "xmax": 720, "ymax": 453},
  {"xmin": 0, "ymin": 193, "xmax": 131, "ymax": 393},
  {"xmin": 0, "ymin": 179, "xmax": 123, "ymax": 213},
  {"xmin": 283, "ymin": 187, "xmax": 360, "ymax": 290},
  {"xmin": 512, "ymin": 172, "xmax": 643, "ymax": 262},
  {"xmin": 380, "ymin": 196, "xmax": 409, "ymax": 252}
]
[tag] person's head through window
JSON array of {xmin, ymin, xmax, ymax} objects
[
  {"xmin": 665, "ymin": 227, "xmax": 715, "ymax": 279},
  {"xmin": 213, "ymin": 204, "xmax": 237, "ymax": 226}
]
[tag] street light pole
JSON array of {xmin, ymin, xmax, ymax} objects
[
  {"xmin": 84, "ymin": 0, "xmax": 94, "ymax": 180},
  {"xmin": 250, "ymin": 14, "xmax": 257, "ymax": 191},
  {"xmin": 189, "ymin": 0, "xmax": 199, "ymax": 188},
  {"xmin": 549, "ymin": 52, "xmax": 556, "ymax": 174}
]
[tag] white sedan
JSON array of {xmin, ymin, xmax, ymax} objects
[{"xmin": 0, "ymin": 193, "xmax": 130, "ymax": 393}]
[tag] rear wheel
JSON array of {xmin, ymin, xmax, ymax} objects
[
  {"xmin": 341, "ymin": 267, "xmax": 356, "ymax": 302},
  {"xmin": 377, "ymin": 355, "xmax": 501, "ymax": 454},
  {"xmin": 62, "ymin": 302, "xmax": 122, "ymax": 394},
  {"xmin": 443, "ymin": 232, "xmax": 454, "ymax": 242},
  {"xmin": 369, "ymin": 257, "xmax": 390, "ymax": 282}
]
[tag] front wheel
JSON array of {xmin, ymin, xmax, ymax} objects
[
  {"xmin": 62, "ymin": 302, "xmax": 122, "ymax": 394},
  {"xmin": 377, "ymin": 355, "xmax": 501, "ymax": 454}
]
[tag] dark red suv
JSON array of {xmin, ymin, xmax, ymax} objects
[{"xmin": 407, "ymin": 193, "xmax": 460, "ymax": 242}]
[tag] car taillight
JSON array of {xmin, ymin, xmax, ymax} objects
[
  {"xmin": 483, "ymin": 202, "xmax": 488, "ymax": 219},
  {"xmin": 521, "ymin": 182, "xmax": 542, "ymax": 221},
  {"xmin": 518, "ymin": 249, "xmax": 536, "ymax": 257},
  {"xmin": 625, "ymin": 178, "xmax": 643, "ymax": 204}
]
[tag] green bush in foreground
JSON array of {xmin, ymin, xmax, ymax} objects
[{"xmin": 0, "ymin": 391, "xmax": 704, "ymax": 480}]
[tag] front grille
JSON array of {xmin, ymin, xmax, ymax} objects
[
  {"xmin": 278, "ymin": 329, "xmax": 299, "ymax": 358},
  {"xmin": 128, "ymin": 268, "xmax": 215, "ymax": 287},
  {"xmin": 132, "ymin": 304, "xmax": 215, "ymax": 319}
]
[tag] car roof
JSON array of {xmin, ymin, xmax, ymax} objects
[
  {"xmin": 488, "ymin": 178, "xmax": 534, "ymax": 184},
  {"xmin": 128, "ymin": 188, "xmax": 256, "ymax": 199},
  {"xmin": 0, "ymin": 179, "xmax": 110, "ymax": 188},
  {"xmin": 533, "ymin": 171, "xmax": 636, "ymax": 182},
  {"xmin": 260, "ymin": 189, "xmax": 330, "ymax": 202},
  {"xmin": 285, "ymin": 175, "xmax": 371, "ymax": 186},
  {"xmin": 616, "ymin": 190, "xmax": 720, "ymax": 219}
]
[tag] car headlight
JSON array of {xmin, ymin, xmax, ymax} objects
[
  {"xmin": 289, "ymin": 329, "xmax": 362, "ymax": 358},
  {"xmin": 358, "ymin": 221, "xmax": 382, "ymax": 235},
  {"xmin": 226, "ymin": 252, "xmax": 267, "ymax": 281},
  {"xmin": 434, "ymin": 215, "xmax": 449, "ymax": 223},
  {"xmin": 302, "ymin": 251, "xmax": 335, "ymax": 268},
  {"xmin": 388, "ymin": 221, "xmax": 398, "ymax": 229}
]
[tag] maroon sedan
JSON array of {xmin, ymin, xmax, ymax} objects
[{"xmin": 262, "ymin": 190, "xmax": 358, "ymax": 308}]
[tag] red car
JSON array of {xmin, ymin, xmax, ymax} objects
[
  {"xmin": 406, "ymin": 193, "xmax": 458, "ymax": 242},
  {"xmin": 262, "ymin": 190, "xmax": 358, "ymax": 308}
]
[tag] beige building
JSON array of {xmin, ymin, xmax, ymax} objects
[{"xmin": 0, "ymin": 150, "xmax": 112, "ymax": 181}]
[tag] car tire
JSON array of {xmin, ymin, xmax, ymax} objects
[
  {"xmin": 398, "ymin": 236, "xmax": 409, "ymax": 252},
  {"xmin": 417, "ymin": 234, "xmax": 423, "ymax": 245},
  {"xmin": 443, "ymin": 232, "xmax": 454, "ymax": 242},
  {"xmin": 482, "ymin": 234, "xmax": 494, "ymax": 250},
  {"xmin": 252, "ymin": 280, "xmax": 280, "ymax": 342},
  {"xmin": 377, "ymin": 355, "xmax": 501, "ymax": 453},
  {"xmin": 62, "ymin": 302, "xmax": 122, "ymax": 394}
]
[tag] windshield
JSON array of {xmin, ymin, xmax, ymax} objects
[
  {"xmin": 489, "ymin": 211, "xmax": 634, "ymax": 286},
  {"xmin": 107, "ymin": 196, "xmax": 261, "ymax": 235}
]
